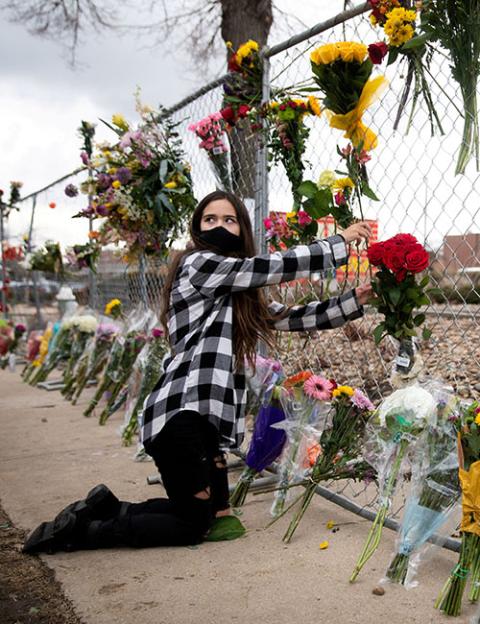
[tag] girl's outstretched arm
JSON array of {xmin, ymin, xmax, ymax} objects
[{"xmin": 268, "ymin": 290, "xmax": 365, "ymax": 332}]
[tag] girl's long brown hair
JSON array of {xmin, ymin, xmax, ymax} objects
[{"xmin": 160, "ymin": 190, "xmax": 277, "ymax": 368}]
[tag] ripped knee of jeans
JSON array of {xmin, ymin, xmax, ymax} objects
[
  {"xmin": 213, "ymin": 454, "xmax": 227, "ymax": 470},
  {"xmin": 193, "ymin": 486, "xmax": 211, "ymax": 500}
]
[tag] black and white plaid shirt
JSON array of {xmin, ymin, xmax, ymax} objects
[{"xmin": 141, "ymin": 234, "xmax": 363, "ymax": 450}]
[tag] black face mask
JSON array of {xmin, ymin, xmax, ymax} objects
[{"xmin": 198, "ymin": 226, "xmax": 243, "ymax": 253}]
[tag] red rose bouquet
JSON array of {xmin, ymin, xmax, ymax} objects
[{"xmin": 367, "ymin": 233, "xmax": 433, "ymax": 384}]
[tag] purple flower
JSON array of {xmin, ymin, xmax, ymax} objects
[
  {"xmin": 64, "ymin": 183, "xmax": 79, "ymax": 197},
  {"xmin": 351, "ymin": 389, "xmax": 375, "ymax": 411},
  {"xmin": 115, "ymin": 167, "xmax": 132, "ymax": 185},
  {"xmin": 97, "ymin": 174, "xmax": 112, "ymax": 190},
  {"xmin": 151, "ymin": 327, "xmax": 164, "ymax": 338},
  {"xmin": 245, "ymin": 403, "xmax": 287, "ymax": 472},
  {"xmin": 96, "ymin": 204, "xmax": 109, "ymax": 216},
  {"xmin": 80, "ymin": 151, "xmax": 90, "ymax": 165},
  {"xmin": 14, "ymin": 323, "xmax": 26, "ymax": 336}
]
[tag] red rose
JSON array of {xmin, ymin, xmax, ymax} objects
[
  {"xmin": 228, "ymin": 54, "xmax": 241, "ymax": 72},
  {"xmin": 383, "ymin": 244, "xmax": 406, "ymax": 274},
  {"xmin": 367, "ymin": 241, "xmax": 385, "ymax": 266},
  {"xmin": 368, "ymin": 42, "xmax": 389, "ymax": 65},
  {"xmin": 220, "ymin": 107, "xmax": 235, "ymax": 123},
  {"xmin": 237, "ymin": 104, "xmax": 250, "ymax": 118},
  {"xmin": 404, "ymin": 243, "xmax": 429, "ymax": 273},
  {"xmin": 390, "ymin": 233, "xmax": 418, "ymax": 246},
  {"xmin": 395, "ymin": 269, "xmax": 407, "ymax": 283}
]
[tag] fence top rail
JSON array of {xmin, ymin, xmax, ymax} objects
[
  {"xmin": 16, "ymin": 166, "xmax": 87, "ymax": 204},
  {"xmin": 264, "ymin": 2, "xmax": 369, "ymax": 59}
]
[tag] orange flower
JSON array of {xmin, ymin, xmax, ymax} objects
[
  {"xmin": 88, "ymin": 230, "xmax": 100, "ymax": 240},
  {"xmin": 284, "ymin": 370, "xmax": 313, "ymax": 388},
  {"xmin": 48, "ymin": 202, "xmax": 56, "ymax": 209}
]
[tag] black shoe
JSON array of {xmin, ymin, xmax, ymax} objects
[
  {"xmin": 23, "ymin": 511, "xmax": 77, "ymax": 554},
  {"xmin": 55, "ymin": 484, "xmax": 121, "ymax": 527}
]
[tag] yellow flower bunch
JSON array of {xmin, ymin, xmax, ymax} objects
[
  {"xmin": 236, "ymin": 39, "xmax": 259, "ymax": 63},
  {"xmin": 105, "ymin": 298, "xmax": 122, "ymax": 316},
  {"xmin": 310, "ymin": 41, "xmax": 368, "ymax": 66},
  {"xmin": 285, "ymin": 211, "xmax": 297, "ymax": 223},
  {"xmin": 32, "ymin": 327, "xmax": 52, "ymax": 367},
  {"xmin": 332, "ymin": 385, "xmax": 354, "ymax": 398},
  {"xmin": 164, "ymin": 181, "xmax": 177, "ymax": 189},
  {"xmin": 384, "ymin": 7, "xmax": 417, "ymax": 47},
  {"xmin": 333, "ymin": 177, "xmax": 355, "ymax": 191},
  {"xmin": 111, "ymin": 114, "xmax": 129, "ymax": 131}
]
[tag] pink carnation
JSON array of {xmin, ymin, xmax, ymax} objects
[
  {"xmin": 351, "ymin": 389, "xmax": 374, "ymax": 411},
  {"xmin": 297, "ymin": 211, "xmax": 312, "ymax": 227}
]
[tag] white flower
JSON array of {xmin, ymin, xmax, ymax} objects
[
  {"xmin": 317, "ymin": 169, "xmax": 336, "ymax": 189},
  {"xmin": 75, "ymin": 315, "xmax": 98, "ymax": 333},
  {"xmin": 378, "ymin": 386, "xmax": 436, "ymax": 428}
]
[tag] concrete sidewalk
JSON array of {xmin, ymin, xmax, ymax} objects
[{"xmin": 0, "ymin": 370, "xmax": 473, "ymax": 623}]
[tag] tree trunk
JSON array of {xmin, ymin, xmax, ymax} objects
[{"xmin": 221, "ymin": 0, "xmax": 273, "ymax": 199}]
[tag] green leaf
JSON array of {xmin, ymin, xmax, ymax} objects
[
  {"xmin": 401, "ymin": 33, "xmax": 429, "ymax": 51},
  {"xmin": 413, "ymin": 313, "xmax": 426, "ymax": 326},
  {"xmin": 204, "ymin": 516, "xmax": 246, "ymax": 541},
  {"xmin": 422, "ymin": 327, "xmax": 432, "ymax": 340},
  {"xmin": 388, "ymin": 288, "xmax": 402, "ymax": 306},
  {"xmin": 426, "ymin": 287, "xmax": 443, "ymax": 297},
  {"xmin": 387, "ymin": 48, "xmax": 400, "ymax": 66},
  {"xmin": 159, "ymin": 160, "xmax": 169, "ymax": 183},
  {"xmin": 297, "ymin": 180, "xmax": 318, "ymax": 199},
  {"xmin": 373, "ymin": 323, "xmax": 385, "ymax": 345},
  {"xmin": 419, "ymin": 275, "xmax": 430, "ymax": 288},
  {"xmin": 360, "ymin": 182, "xmax": 380, "ymax": 201}
]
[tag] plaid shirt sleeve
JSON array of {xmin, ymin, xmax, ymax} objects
[
  {"xmin": 267, "ymin": 290, "xmax": 364, "ymax": 332},
  {"xmin": 187, "ymin": 235, "xmax": 348, "ymax": 298}
]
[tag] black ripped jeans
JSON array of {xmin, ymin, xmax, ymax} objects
[{"xmin": 91, "ymin": 411, "xmax": 230, "ymax": 548}]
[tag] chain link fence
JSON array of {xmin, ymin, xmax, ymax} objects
[{"xmin": 2, "ymin": 2, "xmax": 480, "ymax": 531}]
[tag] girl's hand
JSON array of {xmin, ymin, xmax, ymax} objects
[
  {"xmin": 355, "ymin": 283, "xmax": 374, "ymax": 305},
  {"xmin": 341, "ymin": 221, "xmax": 372, "ymax": 244}
]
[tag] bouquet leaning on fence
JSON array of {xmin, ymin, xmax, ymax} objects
[
  {"xmin": 350, "ymin": 383, "xmax": 437, "ymax": 582},
  {"xmin": 29, "ymin": 318, "xmax": 76, "ymax": 386},
  {"xmin": 367, "ymin": 233, "xmax": 434, "ymax": 387},
  {"xmin": 270, "ymin": 372, "xmax": 334, "ymax": 518},
  {"xmin": 61, "ymin": 315, "xmax": 98, "ymax": 390},
  {"xmin": 70, "ymin": 322, "xmax": 119, "ymax": 404},
  {"xmin": 386, "ymin": 384, "xmax": 460, "ymax": 585},
  {"xmin": 435, "ymin": 400, "xmax": 480, "ymax": 615},
  {"xmin": 121, "ymin": 328, "xmax": 168, "ymax": 446},
  {"xmin": 281, "ymin": 383, "xmax": 375, "ymax": 543}
]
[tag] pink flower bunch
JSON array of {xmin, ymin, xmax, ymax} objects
[
  {"xmin": 351, "ymin": 388, "xmax": 375, "ymax": 411},
  {"xmin": 188, "ymin": 113, "xmax": 229, "ymax": 155},
  {"xmin": 263, "ymin": 213, "xmax": 295, "ymax": 245}
]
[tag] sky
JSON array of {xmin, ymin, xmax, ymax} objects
[
  {"xmin": 1, "ymin": 0, "xmax": 344, "ymax": 247},
  {"xmin": 2, "ymin": 0, "xmax": 480, "ymax": 254}
]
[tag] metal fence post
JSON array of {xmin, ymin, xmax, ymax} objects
[
  {"xmin": 27, "ymin": 195, "xmax": 43, "ymax": 326},
  {"xmin": 254, "ymin": 52, "xmax": 271, "ymax": 255},
  {"xmin": 0, "ymin": 201, "xmax": 7, "ymax": 319}
]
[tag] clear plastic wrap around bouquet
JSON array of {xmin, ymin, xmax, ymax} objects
[
  {"xmin": 386, "ymin": 385, "xmax": 460, "ymax": 586},
  {"xmin": 62, "ymin": 334, "xmax": 95, "ymax": 400},
  {"xmin": 350, "ymin": 383, "xmax": 438, "ymax": 582},
  {"xmin": 61, "ymin": 316, "xmax": 98, "ymax": 390},
  {"xmin": 188, "ymin": 113, "xmax": 233, "ymax": 192},
  {"xmin": 270, "ymin": 372, "xmax": 335, "ymax": 519},
  {"xmin": 70, "ymin": 322, "xmax": 119, "ymax": 404},
  {"xmin": 436, "ymin": 399, "xmax": 480, "ymax": 616},
  {"xmin": 281, "ymin": 384, "xmax": 375, "ymax": 543},
  {"xmin": 83, "ymin": 307, "xmax": 154, "ymax": 421},
  {"xmin": 29, "ymin": 316, "xmax": 80, "ymax": 386},
  {"xmin": 121, "ymin": 328, "xmax": 169, "ymax": 446}
]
